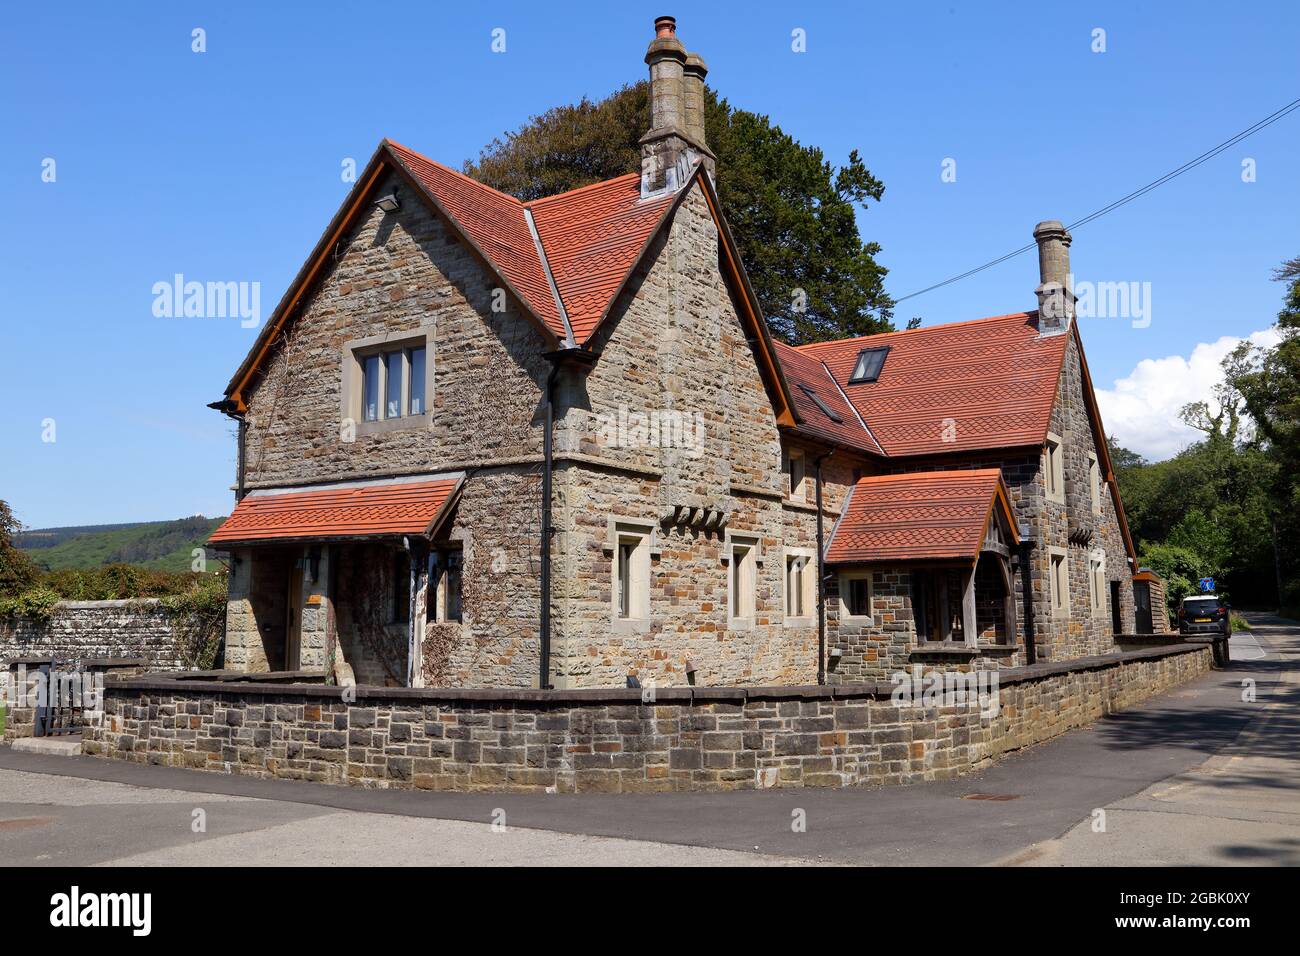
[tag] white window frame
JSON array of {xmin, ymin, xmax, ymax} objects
[
  {"xmin": 342, "ymin": 329, "xmax": 433, "ymax": 438},
  {"xmin": 725, "ymin": 533, "xmax": 761, "ymax": 628},
  {"xmin": 783, "ymin": 547, "xmax": 816, "ymax": 623},
  {"xmin": 1045, "ymin": 432, "xmax": 1065, "ymax": 504},
  {"xmin": 1088, "ymin": 451, "xmax": 1101, "ymax": 515},
  {"xmin": 1049, "ymin": 547, "xmax": 1069, "ymax": 617},
  {"xmin": 612, "ymin": 528, "xmax": 651, "ymax": 623},
  {"xmin": 1088, "ymin": 550, "xmax": 1106, "ymax": 617},
  {"xmin": 784, "ymin": 449, "xmax": 806, "ymax": 502},
  {"xmin": 838, "ymin": 569, "xmax": 873, "ymax": 624}
]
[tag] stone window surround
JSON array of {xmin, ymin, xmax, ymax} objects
[
  {"xmin": 1088, "ymin": 549, "xmax": 1106, "ymax": 618},
  {"xmin": 722, "ymin": 530, "xmax": 762, "ymax": 630},
  {"xmin": 603, "ymin": 517, "xmax": 660, "ymax": 634},
  {"xmin": 1044, "ymin": 431, "xmax": 1065, "ymax": 504},
  {"xmin": 341, "ymin": 327, "xmax": 434, "ymax": 439},
  {"xmin": 783, "ymin": 546, "xmax": 816, "ymax": 624},
  {"xmin": 837, "ymin": 568, "xmax": 873, "ymax": 625},
  {"xmin": 783, "ymin": 448, "xmax": 807, "ymax": 502},
  {"xmin": 1087, "ymin": 450, "xmax": 1101, "ymax": 515},
  {"xmin": 1049, "ymin": 546, "xmax": 1069, "ymax": 618}
]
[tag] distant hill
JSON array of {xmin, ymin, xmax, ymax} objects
[{"xmin": 17, "ymin": 516, "xmax": 227, "ymax": 572}]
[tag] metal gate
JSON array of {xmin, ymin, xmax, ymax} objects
[{"xmin": 33, "ymin": 661, "xmax": 85, "ymax": 737}]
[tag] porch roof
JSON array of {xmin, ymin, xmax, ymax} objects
[
  {"xmin": 208, "ymin": 474, "xmax": 463, "ymax": 547},
  {"xmin": 825, "ymin": 469, "xmax": 1018, "ymax": 565}
]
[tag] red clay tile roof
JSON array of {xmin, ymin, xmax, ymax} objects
[
  {"xmin": 387, "ymin": 142, "xmax": 565, "ymax": 338},
  {"xmin": 793, "ymin": 312, "xmax": 1069, "ymax": 458},
  {"xmin": 209, "ymin": 476, "xmax": 462, "ymax": 546},
  {"xmin": 527, "ymin": 175, "xmax": 678, "ymax": 344},
  {"xmin": 774, "ymin": 342, "xmax": 883, "ymax": 454},
  {"xmin": 826, "ymin": 469, "xmax": 1015, "ymax": 564},
  {"xmin": 389, "ymin": 142, "xmax": 680, "ymax": 346}
]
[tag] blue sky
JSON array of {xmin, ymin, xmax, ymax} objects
[{"xmin": 2, "ymin": 1, "xmax": 1297, "ymax": 528}]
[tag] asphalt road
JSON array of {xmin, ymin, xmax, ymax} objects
[{"xmin": 1, "ymin": 613, "xmax": 1295, "ymax": 866}]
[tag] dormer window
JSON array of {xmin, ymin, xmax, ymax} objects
[
  {"xmin": 796, "ymin": 383, "xmax": 842, "ymax": 423},
  {"xmin": 848, "ymin": 346, "xmax": 889, "ymax": 384}
]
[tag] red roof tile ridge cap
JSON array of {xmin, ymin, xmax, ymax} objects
[
  {"xmin": 854, "ymin": 468, "xmax": 1003, "ymax": 486},
  {"xmin": 792, "ymin": 311, "xmax": 1038, "ymax": 354},
  {"xmin": 524, "ymin": 173, "xmax": 642, "ymax": 208},
  {"xmin": 383, "ymin": 140, "xmax": 525, "ymax": 207}
]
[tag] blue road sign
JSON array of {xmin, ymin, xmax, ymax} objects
[{"xmin": 1199, "ymin": 577, "xmax": 1215, "ymax": 592}]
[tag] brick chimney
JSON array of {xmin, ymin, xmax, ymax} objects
[
  {"xmin": 641, "ymin": 17, "xmax": 715, "ymax": 196},
  {"xmin": 1033, "ymin": 220, "xmax": 1074, "ymax": 334}
]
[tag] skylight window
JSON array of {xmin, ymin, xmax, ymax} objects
[
  {"xmin": 848, "ymin": 346, "xmax": 890, "ymax": 384},
  {"xmin": 796, "ymin": 383, "xmax": 843, "ymax": 423}
]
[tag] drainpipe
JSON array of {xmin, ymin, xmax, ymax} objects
[
  {"xmin": 207, "ymin": 398, "xmax": 248, "ymax": 501},
  {"xmin": 235, "ymin": 416, "xmax": 248, "ymax": 501},
  {"xmin": 814, "ymin": 449, "xmax": 834, "ymax": 685},
  {"xmin": 1018, "ymin": 538, "xmax": 1037, "ymax": 664}
]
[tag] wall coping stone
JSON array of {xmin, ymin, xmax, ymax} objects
[
  {"xmin": 55, "ymin": 599, "xmax": 163, "ymax": 610},
  {"xmin": 100, "ymin": 642, "xmax": 1209, "ymax": 705}
]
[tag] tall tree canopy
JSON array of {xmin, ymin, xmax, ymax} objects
[
  {"xmin": 0, "ymin": 500, "xmax": 38, "ymax": 597},
  {"xmin": 465, "ymin": 82, "xmax": 896, "ymax": 343},
  {"xmin": 1114, "ymin": 257, "xmax": 1300, "ymax": 615}
]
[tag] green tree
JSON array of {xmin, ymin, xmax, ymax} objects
[
  {"xmin": 1231, "ymin": 255, "xmax": 1300, "ymax": 611},
  {"xmin": 1139, "ymin": 543, "xmax": 1216, "ymax": 610},
  {"xmin": 0, "ymin": 500, "xmax": 38, "ymax": 597},
  {"xmin": 466, "ymin": 82, "xmax": 895, "ymax": 343}
]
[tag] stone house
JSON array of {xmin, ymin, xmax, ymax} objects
[{"xmin": 207, "ymin": 16, "xmax": 1146, "ymax": 691}]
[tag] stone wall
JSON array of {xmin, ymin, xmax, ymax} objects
[
  {"xmin": 83, "ymin": 642, "xmax": 1212, "ymax": 792},
  {"xmin": 546, "ymin": 184, "xmax": 858, "ymax": 688},
  {"xmin": 1, "ymin": 600, "xmax": 187, "ymax": 675}
]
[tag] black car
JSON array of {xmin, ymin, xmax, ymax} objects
[{"xmin": 1178, "ymin": 594, "xmax": 1230, "ymax": 637}]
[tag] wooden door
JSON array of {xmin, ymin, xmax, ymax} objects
[{"xmin": 285, "ymin": 567, "xmax": 303, "ymax": 671}]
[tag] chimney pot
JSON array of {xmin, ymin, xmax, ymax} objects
[
  {"xmin": 1033, "ymin": 219, "xmax": 1074, "ymax": 333},
  {"xmin": 641, "ymin": 16, "xmax": 715, "ymax": 196}
]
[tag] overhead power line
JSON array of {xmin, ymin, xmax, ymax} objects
[{"xmin": 887, "ymin": 95, "xmax": 1300, "ymax": 309}]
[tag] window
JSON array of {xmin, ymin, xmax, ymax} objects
[
  {"xmin": 362, "ymin": 354, "xmax": 381, "ymax": 422},
  {"xmin": 785, "ymin": 450, "xmax": 806, "ymax": 501},
  {"xmin": 839, "ymin": 571, "xmax": 872, "ymax": 621},
  {"xmin": 1088, "ymin": 551, "xmax": 1106, "ymax": 616},
  {"xmin": 1045, "ymin": 432, "xmax": 1065, "ymax": 503},
  {"xmin": 613, "ymin": 527, "xmax": 650, "ymax": 620},
  {"xmin": 796, "ymin": 383, "xmax": 842, "ymax": 423},
  {"xmin": 385, "ymin": 351, "xmax": 404, "ymax": 419},
  {"xmin": 427, "ymin": 546, "xmax": 463, "ymax": 623},
  {"xmin": 1049, "ymin": 549, "xmax": 1069, "ymax": 616},
  {"xmin": 346, "ymin": 333, "xmax": 430, "ymax": 431},
  {"xmin": 848, "ymin": 346, "xmax": 890, "ymax": 384},
  {"xmin": 1088, "ymin": 451, "xmax": 1101, "ymax": 515},
  {"xmin": 729, "ymin": 537, "xmax": 758, "ymax": 622},
  {"xmin": 408, "ymin": 346, "xmax": 426, "ymax": 415},
  {"xmin": 784, "ymin": 548, "xmax": 816, "ymax": 620},
  {"xmin": 392, "ymin": 551, "xmax": 411, "ymax": 624}
]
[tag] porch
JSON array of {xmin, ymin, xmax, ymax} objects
[{"xmin": 209, "ymin": 475, "xmax": 464, "ymax": 687}]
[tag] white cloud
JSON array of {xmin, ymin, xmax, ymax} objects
[{"xmin": 1095, "ymin": 328, "xmax": 1281, "ymax": 462}]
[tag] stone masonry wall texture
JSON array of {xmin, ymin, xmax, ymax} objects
[
  {"xmin": 84, "ymin": 643, "xmax": 1212, "ymax": 793},
  {"xmin": 0, "ymin": 600, "xmax": 186, "ymax": 672}
]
